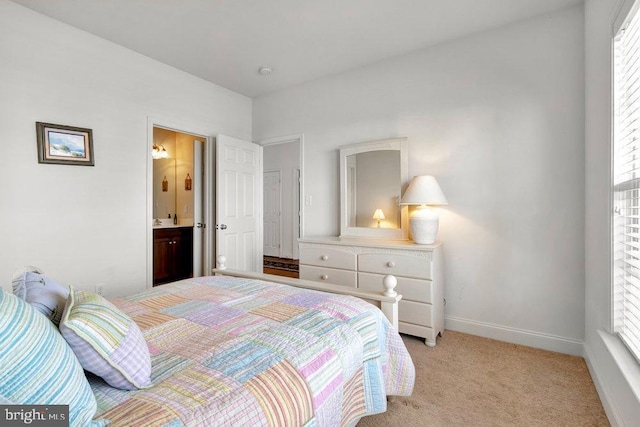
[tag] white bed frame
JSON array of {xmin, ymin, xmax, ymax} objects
[{"xmin": 213, "ymin": 255, "xmax": 402, "ymax": 329}]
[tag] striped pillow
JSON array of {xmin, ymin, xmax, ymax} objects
[
  {"xmin": 59, "ymin": 288, "xmax": 152, "ymax": 390},
  {"xmin": 0, "ymin": 288, "xmax": 98, "ymax": 427}
]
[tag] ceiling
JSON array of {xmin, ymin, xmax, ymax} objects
[{"xmin": 11, "ymin": 0, "xmax": 583, "ymax": 98}]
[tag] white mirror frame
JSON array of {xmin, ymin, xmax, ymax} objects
[{"xmin": 339, "ymin": 137, "xmax": 409, "ymax": 240}]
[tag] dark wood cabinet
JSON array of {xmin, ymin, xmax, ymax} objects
[{"xmin": 153, "ymin": 227, "xmax": 193, "ymax": 286}]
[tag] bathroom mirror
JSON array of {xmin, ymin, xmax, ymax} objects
[
  {"xmin": 153, "ymin": 158, "xmax": 176, "ymax": 219},
  {"xmin": 339, "ymin": 137, "xmax": 408, "ymax": 240}
]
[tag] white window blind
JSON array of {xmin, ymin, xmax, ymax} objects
[{"xmin": 614, "ymin": 0, "xmax": 640, "ymax": 363}]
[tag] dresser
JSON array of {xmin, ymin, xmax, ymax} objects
[{"xmin": 299, "ymin": 237, "xmax": 443, "ymax": 346}]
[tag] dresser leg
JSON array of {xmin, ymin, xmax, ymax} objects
[{"xmin": 425, "ymin": 338, "xmax": 436, "ymax": 347}]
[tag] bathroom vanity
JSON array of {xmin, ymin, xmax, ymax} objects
[{"xmin": 153, "ymin": 226, "xmax": 193, "ymax": 286}]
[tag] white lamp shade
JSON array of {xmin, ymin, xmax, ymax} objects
[
  {"xmin": 400, "ymin": 175, "xmax": 448, "ymax": 206},
  {"xmin": 372, "ymin": 209, "xmax": 386, "ymax": 220}
]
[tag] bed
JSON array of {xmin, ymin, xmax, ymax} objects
[{"xmin": 1, "ymin": 264, "xmax": 415, "ymax": 427}]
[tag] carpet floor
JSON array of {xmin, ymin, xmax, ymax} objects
[{"xmin": 359, "ymin": 331, "xmax": 609, "ymax": 426}]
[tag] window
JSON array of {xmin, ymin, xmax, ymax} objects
[{"xmin": 614, "ymin": 0, "xmax": 640, "ymax": 362}]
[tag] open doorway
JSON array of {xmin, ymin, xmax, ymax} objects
[
  {"xmin": 151, "ymin": 126, "xmax": 206, "ymax": 285},
  {"xmin": 261, "ymin": 135, "xmax": 303, "ymax": 278}
]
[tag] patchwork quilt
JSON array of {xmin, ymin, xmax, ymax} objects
[{"xmin": 90, "ymin": 275, "xmax": 415, "ymax": 426}]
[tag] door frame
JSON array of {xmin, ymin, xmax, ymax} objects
[
  {"xmin": 292, "ymin": 167, "xmax": 301, "ymax": 259},
  {"xmin": 258, "ymin": 134, "xmax": 304, "ymax": 259},
  {"xmin": 146, "ymin": 116, "xmax": 215, "ymax": 288}
]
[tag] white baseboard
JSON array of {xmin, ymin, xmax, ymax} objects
[{"xmin": 445, "ymin": 315, "xmax": 584, "ymax": 356}]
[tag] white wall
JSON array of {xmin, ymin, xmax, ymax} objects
[
  {"xmin": 0, "ymin": 0, "xmax": 251, "ymax": 296},
  {"xmin": 254, "ymin": 5, "xmax": 585, "ymax": 354},
  {"xmin": 584, "ymin": 0, "xmax": 640, "ymax": 423}
]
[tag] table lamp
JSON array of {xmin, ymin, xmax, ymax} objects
[
  {"xmin": 400, "ymin": 175, "xmax": 447, "ymax": 244},
  {"xmin": 372, "ymin": 208, "xmax": 385, "ymax": 228}
]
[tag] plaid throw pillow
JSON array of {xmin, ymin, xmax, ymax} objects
[{"xmin": 59, "ymin": 288, "xmax": 152, "ymax": 390}]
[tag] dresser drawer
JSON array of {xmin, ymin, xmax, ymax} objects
[
  {"xmin": 399, "ymin": 300, "xmax": 433, "ymax": 328},
  {"xmin": 300, "ymin": 247, "xmax": 357, "ymax": 270},
  {"xmin": 299, "ymin": 265, "xmax": 357, "ymax": 288},
  {"xmin": 358, "ymin": 272, "xmax": 432, "ymax": 303},
  {"xmin": 358, "ymin": 253, "xmax": 431, "ymax": 279}
]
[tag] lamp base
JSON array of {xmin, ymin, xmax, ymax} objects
[{"xmin": 409, "ymin": 206, "xmax": 439, "ymax": 244}]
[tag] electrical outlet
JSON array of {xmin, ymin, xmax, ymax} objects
[{"xmin": 95, "ymin": 284, "xmax": 104, "ymax": 296}]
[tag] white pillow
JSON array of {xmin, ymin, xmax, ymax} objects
[{"xmin": 12, "ymin": 270, "xmax": 69, "ymax": 326}]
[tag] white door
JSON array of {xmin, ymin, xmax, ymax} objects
[
  {"xmin": 193, "ymin": 140, "xmax": 204, "ymax": 276},
  {"xmin": 216, "ymin": 134, "xmax": 262, "ymax": 272},
  {"xmin": 263, "ymin": 170, "xmax": 281, "ymax": 257}
]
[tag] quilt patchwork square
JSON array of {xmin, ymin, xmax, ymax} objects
[
  {"xmin": 250, "ymin": 301, "xmax": 306, "ymax": 322},
  {"xmin": 140, "ymin": 364, "xmax": 234, "ymax": 417},
  {"xmin": 99, "ymin": 397, "xmax": 177, "ymax": 426},
  {"xmin": 139, "ymin": 294, "xmax": 190, "ymax": 311},
  {"xmin": 205, "ymin": 339, "xmax": 283, "ymax": 384},
  {"xmin": 183, "ymin": 303, "xmax": 244, "ymax": 327},
  {"xmin": 175, "ymin": 284, "xmax": 240, "ymax": 303},
  {"xmin": 133, "ymin": 312, "xmax": 176, "ymax": 331},
  {"xmin": 245, "ymin": 360, "xmax": 314, "ymax": 426}
]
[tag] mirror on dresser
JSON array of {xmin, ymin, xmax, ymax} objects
[{"xmin": 339, "ymin": 137, "xmax": 409, "ymax": 240}]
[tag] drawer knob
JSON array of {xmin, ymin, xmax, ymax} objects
[
  {"xmin": 321, "ymin": 255, "xmax": 328, "ymax": 261},
  {"xmin": 321, "ymin": 274, "xmax": 329, "ymax": 280},
  {"xmin": 387, "ymin": 261, "xmax": 395, "ymax": 268}
]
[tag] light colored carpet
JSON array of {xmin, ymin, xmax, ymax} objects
[{"xmin": 359, "ymin": 331, "xmax": 609, "ymax": 426}]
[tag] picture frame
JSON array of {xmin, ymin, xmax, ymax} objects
[{"xmin": 36, "ymin": 122, "xmax": 94, "ymax": 166}]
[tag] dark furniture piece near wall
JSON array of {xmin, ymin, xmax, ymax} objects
[{"xmin": 153, "ymin": 227, "xmax": 193, "ymax": 286}]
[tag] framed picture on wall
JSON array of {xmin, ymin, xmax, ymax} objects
[{"xmin": 36, "ymin": 122, "xmax": 94, "ymax": 166}]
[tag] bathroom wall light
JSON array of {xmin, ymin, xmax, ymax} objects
[{"xmin": 152, "ymin": 144, "xmax": 168, "ymax": 159}]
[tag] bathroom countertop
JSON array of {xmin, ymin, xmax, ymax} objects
[
  {"xmin": 152, "ymin": 218, "xmax": 194, "ymax": 229},
  {"xmin": 153, "ymin": 224, "xmax": 194, "ymax": 229}
]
